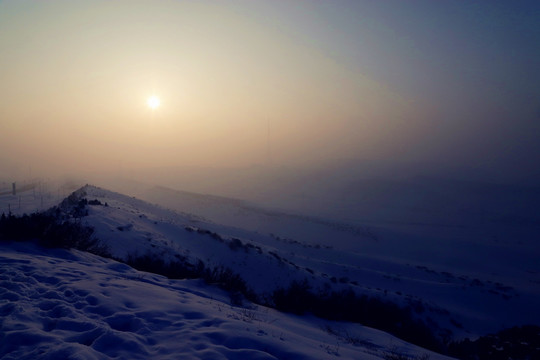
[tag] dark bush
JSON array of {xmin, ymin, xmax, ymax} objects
[
  {"xmin": 125, "ymin": 253, "xmax": 197, "ymax": 279},
  {"xmin": 204, "ymin": 265, "xmax": 257, "ymax": 303},
  {"xmin": 124, "ymin": 253, "xmax": 257, "ymax": 305},
  {"xmin": 272, "ymin": 279, "xmax": 313, "ymax": 313},
  {"xmin": 449, "ymin": 325, "xmax": 540, "ymax": 360},
  {"xmin": 271, "ymin": 281, "xmax": 442, "ymax": 353},
  {"xmin": 0, "ymin": 211, "xmax": 109, "ymax": 256},
  {"xmin": 228, "ymin": 238, "xmax": 245, "ymax": 251}
]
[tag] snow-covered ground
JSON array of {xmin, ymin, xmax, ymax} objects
[
  {"xmin": 0, "ymin": 242, "xmax": 452, "ymax": 359},
  {"xmin": 74, "ymin": 185, "xmax": 540, "ymax": 341},
  {"xmin": 1, "ymin": 181, "xmax": 539, "ymax": 358}
]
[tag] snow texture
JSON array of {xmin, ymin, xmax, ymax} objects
[{"xmin": 0, "ymin": 242, "xmax": 452, "ymax": 359}]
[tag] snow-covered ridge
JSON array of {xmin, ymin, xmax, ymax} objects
[
  {"xmin": 58, "ymin": 186, "xmax": 540, "ymax": 337},
  {"xmin": 48, "ymin": 186, "xmax": 448, "ymax": 349}
]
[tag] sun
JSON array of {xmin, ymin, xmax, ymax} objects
[{"xmin": 147, "ymin": 95, "xmax": 160, "ymax": 110}]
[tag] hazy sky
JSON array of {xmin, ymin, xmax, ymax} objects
[{"xmin": 1, "ymin": 1, "xmax": 539, "ymax": 183}]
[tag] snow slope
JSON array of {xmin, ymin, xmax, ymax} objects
[
  {"xmin": 2, "ymin": 182, "xmax": 538, "ymax": 357},
  {"xmin": 75, "ymin": 185, "xmax": 540, "ymax": 341},
  {"xmin": 0, "ymin": 242, "xmax": 453, "ymax": 360}
]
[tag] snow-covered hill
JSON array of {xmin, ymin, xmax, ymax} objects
[
  {"xmin": 2, "ymin": 183, "xmax": 539, "ymax": 358},
  {"xmin": 70, "ymin": 185, "xmax": 540, "ymax": 341},
  {"xmin": 0, "ymin": 242, "xmax": 452, "ymax": 359}
]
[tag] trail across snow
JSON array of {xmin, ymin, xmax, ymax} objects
[{"xmin": 0, "ymin": 242, "xmax": 454, "ymax": 359}]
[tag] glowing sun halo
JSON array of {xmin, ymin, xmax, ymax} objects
[{"xmin": 147, "ymin": 95, "xmax": 160, "ymax": 110}]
